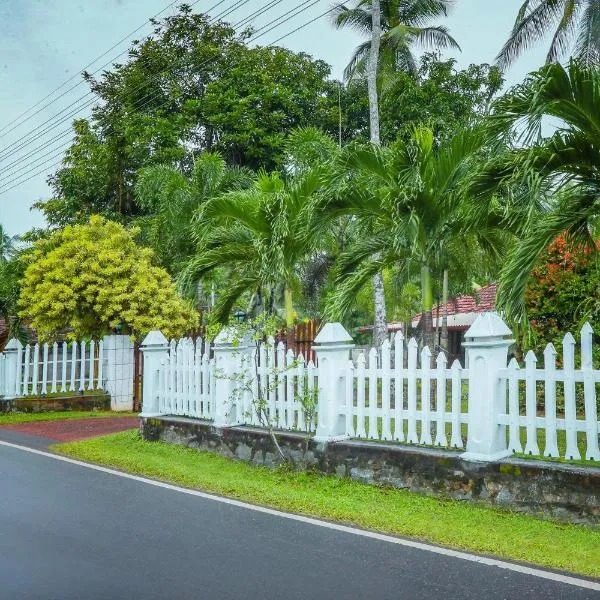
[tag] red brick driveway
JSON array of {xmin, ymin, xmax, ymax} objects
[{"xmin": 0, "ymin": 416, "xmax": 139, "ymax": 442}]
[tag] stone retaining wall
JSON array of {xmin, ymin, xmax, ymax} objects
[
  {"xmin": 0, "ymin": 392, "xmax": 111, "ymax": 413},
  {"xmin": 141, "ymin": 416, "xmax": 600, "ymax": 526}
]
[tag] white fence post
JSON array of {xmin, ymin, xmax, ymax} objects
[
  {"xmin": 103, "ymin": 334, "xmax": 135, "ymax": 411},
  {"xmin": 313, "ymin": 323, "xmax": 355, "ymax": 442},
  {"xmin": 461, "ymin": 312, "xmax": 514, "ymax": 462},
  {"xmin": 213, "ymin": 327, "xmax": 247, "ymax": 428},
  {"xmin": 2, "ymin": 338, "xmax": 22, "ymax": 399},
  {"xmin": 140, "ymin": 331, "xmax": 169, "ymax": 417}
]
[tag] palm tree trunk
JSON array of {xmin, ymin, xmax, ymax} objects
[
  {"xmin": 367, "ymin": 0, "xmax": 381, "ymax": 146},
  {"xmin": 440, "ymin": 269, "xmax": 449, "ymax": 354},
  {"xmin": 367, "ymin": 0, "xmax": 387, "ymax": 347},
  {"xmin": 284, "ymin": 286, "xmax": 295, "ymax": 350},
  {"xmin": 421, "ymin": 264, "xmax": 434, "ymax": 349}
]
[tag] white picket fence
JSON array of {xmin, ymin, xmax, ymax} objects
[
  {"xmin": 0, "ymin": 339, "xmax": 105, "ymax": 398},
  {"xmin": 498, "ymin": 324, "xmax": 600, "ymax": 461},
  {"xmin": 157, "ymin": 338, "xmax": 214, "ymax": 419},
  {"xmin": 141, "ymin": 313, "xmax": 600, "ymax": 463}
]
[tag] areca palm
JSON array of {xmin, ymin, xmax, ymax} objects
[
  {"xmin": 321, "ymin": 126, "xmax": 506, "ymax": 347},
  {"xmin": 332, "ymin": 0, "xmax": 460, "ymax": 80},
  {"xmin": 134, "ymin": 153, "xmax": 253, "ymax": 275},
  {"xmin": 481, "ymin": 60, "xmax": 600, "ymax": 321},
  {"xmin": 180, "ymin": 169, "xmax": 324, "ymax": 327},
  {"xmin": 497, "ymin": 0, "xmax": 600, "ymax": 70}
]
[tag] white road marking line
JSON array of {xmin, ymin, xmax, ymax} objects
[{"xmin": 1, "ymin": 439, "xmax": 598, "ymax": 591}]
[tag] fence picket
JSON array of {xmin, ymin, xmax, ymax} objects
[
  {"xmin": 435, "ymin": 352, "xmax": 447, "ymax": 447},
  {"xmin": 51, "ymin": 342, "xmax": 58, "ymax": 394},
  {"xmin": 79, "ymin": 341, "xmax": 86, "ymax": 391},
  {"xmin": 543, "ymin": 344, "xmax": 559, "ymax": 457},
  {"xmin": 524, "ymin": 351, "xmax": 540, "ymax": 455},
  {"xmin": 70, "ymin": 341, "xmax": 77, "ymax": 392},
  {"xmin": 381, "ymin": 339, "xmax": 392, "ymax": 440},
  {"xmin": 393, "ymin": 332, "xmax": 404, "ymax": 442},
  {"xmin": 286, "ymin": 348, "xmax": 295, "ymax": 430},
  {"xmin": 356, "ymin": 352, "xmax": 366, "ymax": 438},
  {"xmin": 296, "ymin": 354, "xmax": 306, "ymax": 432},
  {"xmin": 61, "ymin": 342, "xmax": 68, "ymax": 392},
  {"xmin": 450, "ymin": 359, "xmax": 463, "ymax": 448},
  {"xmin": 368, "ymin": 347, "xmax": 378, "ymax": 439},
  {"xmin": 31, "ymin": 343, "xmax": 40, "ymax": 396},
  {"xmin": 406, "ymin": 338, "xmax": 418, "ymax": 444},
  {"xmin": 507, "ymin": 358, "xmax": 522, "ymax": 453},
  {"xmin": 562, "ymin": 332, "xmax": 580, "ymax": 460},
  {"xmin": 277, "ymin": 342, "xmax": 286, "ymax": 428},
  {"xmin": 581, "ymin": 322, "xmax": 599, "ymax": 460},
  {"xmin": 420, "ymin": 346, "xmax": 432, "ymax": 445},
  {"xmin": 41, "ymin": 343, "xmax": 49, "ymax": 394}
]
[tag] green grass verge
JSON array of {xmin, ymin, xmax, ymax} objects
[
  {"xmin": 53, "ymin": 430, "xmax": 600, "ymax": 578},
  {"xmin": 0, "ymin": 411, "xmax": 137, "ymax": 424}
]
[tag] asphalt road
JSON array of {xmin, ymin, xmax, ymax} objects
[{"xmin": 0, "ymin": 440, "xmax": 598, "ymax": 600}]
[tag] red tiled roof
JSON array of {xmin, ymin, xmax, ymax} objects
[{"xmin": 413, "ymin": 283, "xmax": 497, "ymax": 321}]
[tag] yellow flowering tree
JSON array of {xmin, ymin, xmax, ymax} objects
[{"xmin": 19, "ymin": 216, "xmax": 198, "ymax": 340}]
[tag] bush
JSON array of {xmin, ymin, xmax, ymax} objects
[{"xmin": 18, "ymin": 216, "xmax": 198, "ymax": 340}]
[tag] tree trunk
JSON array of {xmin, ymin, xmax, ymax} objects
[
  {"xmin": 367, "ymin": 0, "xmax": 381, "ymax": 146},
  {"xmin": 284, "ymin": 287, "xmax": 295, "ymax": 350},
  {"xmin": 440, "ymin": 269, "xmax": 449, "ymax": 354},
  {"xmin": 421, "ymin": 264, "xmax": 434, "ymax": 350},
  {"xmin": 368, "ymin": 0, "xmax": 387, "ymax": 347}
]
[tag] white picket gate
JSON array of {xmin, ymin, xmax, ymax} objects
[{"xmin": 140, "ymin": 313, "xmax": 600, "ymax": 463}]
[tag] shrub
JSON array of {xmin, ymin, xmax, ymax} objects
[{"xmin": 19, "ymin": 216, "xmax": 198, "ymax": 340}]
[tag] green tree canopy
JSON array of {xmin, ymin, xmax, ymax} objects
[
  {"xmin": 18, "ymin": 216, "xmax": 197, "ymax": 340},
  {"xmin": 38, "ymin": 6, "xmax": 344, "ymax": 229}
]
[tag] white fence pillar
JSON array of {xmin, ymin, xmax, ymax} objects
[
  {"xmin": 461, "ymin": 312, "xmax": 514, "ymax": 462},
  {"xmin": 1, "ymin": 338, "xmax": 22, "ymax": 399},
  {"xmin": 313, "ymin": 323, "xmax": 355, "ymax": 442},
  {"xmin": 140, "ymin": 331, "xmax": 169, "ymax": 417},
  {"xmin": 103, "ymin": 334, "xmax": 135, "ymax": 411},
  {"xmin": 213, "ymin": 327, "xmax": 247, "ymax": 428}
]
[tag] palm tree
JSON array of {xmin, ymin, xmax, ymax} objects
[
  {"xmin": 480, "ymin": 60, "xmax": 600, "ymax": 321},
  {"xmin": 497, "ymin": 0, "xmax": 600, "ymax": 70},
  {"xmin": 332, "ymin": 0, "xmax": 460, "ymax": 81},
  {"xmin": 321, "ymin": 126, "xmax": 507, "ymax": 348},
  {"xmin": 179, "ymin": 168, "xmax": 324, "ymax": 332},
  {"xmin": 0, "ymin": 224, "xmax": 17, "ymax": 263},
  {"xmin": 134, "ymin": 153, "xmax": 253, "ymax": 276}
]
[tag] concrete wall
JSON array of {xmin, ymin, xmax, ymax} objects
[{"xmin": 141, "ymin": 416, "xmax": 600, "ymax": 526}]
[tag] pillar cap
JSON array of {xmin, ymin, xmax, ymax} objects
[
  {"xmin": 4, "ymin": 338, "xmax": 23, "ymax": 351},
  {"xmin": 465, "ymin": 312, "xmax": 512, "ymax": 340},
  {"xmin": 314, "ymin": 323, "xmax": 353, "ymax": 345},
  {"xmin": 141, "ymin": 330, "xmax": 168, "ymax": 347}
]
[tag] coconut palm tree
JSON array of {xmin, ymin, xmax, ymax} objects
[
  {"xmin": 134, "ymin": 153, "xmax": 253, "ymax": 275},
  {"xmin": 497, "ymin": 0, "xmax": 600, "ymax": 70},
  {"xmin": 321, "ymin": 126, "xmax": 507, "ymax": 348},
  {"xmin": 332, "ymin": 0, "xmax": 460, "ymax": 81},
  {"xmin": 480, "ymin": 60, "xmax": 600, "ymax": 321}
]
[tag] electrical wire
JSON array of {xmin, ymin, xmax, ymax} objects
[{"xmin": 0, "ymin": 1, "xmax": 335, "ymax": 196}]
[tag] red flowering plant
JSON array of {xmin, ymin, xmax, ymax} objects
[{"xmin": 525, "ymin": 235, "xmax": 599, "ymax": 413}]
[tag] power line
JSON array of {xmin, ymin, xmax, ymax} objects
[
  {"xmin": 0, "ymin": 1, "xmax": 335, "ymax": 196},
  {"xmin": 0, "ymin": 0, "xmax": 272, "ymax": 167},
  {"xmin": 0, "ymin": 0, "xmax": 189, "ymax": 138}
]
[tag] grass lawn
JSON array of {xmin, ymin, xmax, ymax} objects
[
  {"xmin": 53, "ymin": 430, "xmax": 600, "ymax": 578},
  {"xmin": 0, "ymin": 411, "xmax": 137, "ymax": 425}
]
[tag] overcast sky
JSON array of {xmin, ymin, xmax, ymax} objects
[{"xmin": 0, "ymin": 0, "xmax": 549, "ymax": 236}]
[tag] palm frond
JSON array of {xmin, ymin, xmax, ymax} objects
[{"xmin": 496, "ymin": 0, "xmax": 566, "ymax": 70}]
